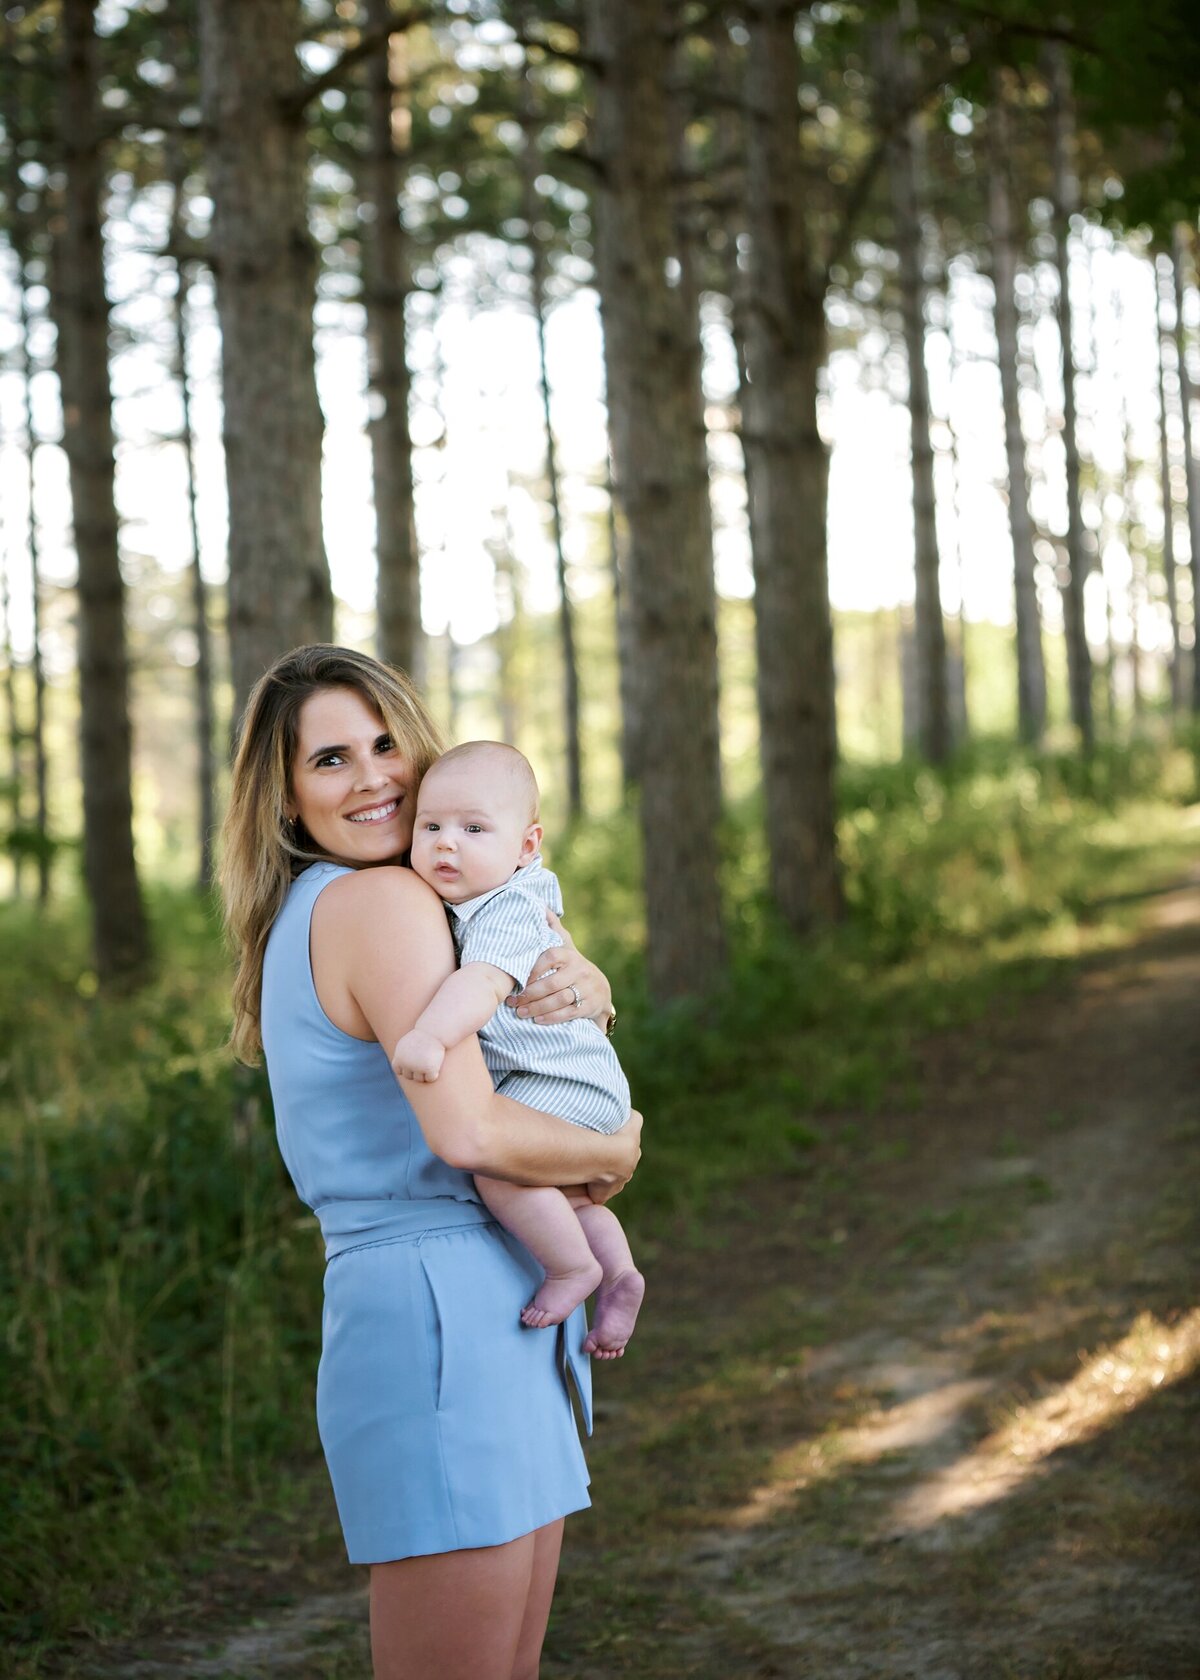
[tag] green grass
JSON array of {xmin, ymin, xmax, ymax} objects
[{"xmin": 1, "ymin": 734, "xmax": 1197, "ymax": 1667}]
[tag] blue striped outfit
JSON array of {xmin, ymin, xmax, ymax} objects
[{"xmin": 448, "ymin": 856, "xmax": 630, "ymax": 1136}]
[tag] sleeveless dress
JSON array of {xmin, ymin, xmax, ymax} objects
[{"xmin": 260, "ymin": 860, "xmax": 593, "ymax": 1564}]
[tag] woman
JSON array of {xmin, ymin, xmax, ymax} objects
[{"xmin": 220, "ymin": 645, "xmax": 642, "ymax": 1680}]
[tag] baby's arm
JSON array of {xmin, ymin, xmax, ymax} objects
[{"xmin": 392, "ymin": 961, "xmax": 514, "ymax": 1082}]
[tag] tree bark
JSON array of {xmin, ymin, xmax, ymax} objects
[
  {"xmin": 167, "ymin": 148, "xmax": 218, "ymax": 890},
  {"xmin": 1, "ymin": 544, "xmax": 22, "ymax": 897},
  {"xmin": 52, "ymin": 0, "xmax": 150, "ymax": 982},
  {"xmin": 740, "ymin": 0, "xmax": 840, "ymax": 931},
  {"xmin": 520, "ymin": 63, "xmax": 582, "ymax": 819},
  {"xmin": 362, "ymin": 0, "xmax": 422, "ymax": 680},
  {"xmin": 489, "ymin": 502, "xmax": 522, "ymax": 747},
  {"xmin": 876, "ymin": 10, "xmax": 950, "ymax": 763},
  {"xmin": 1171, "ymin": 226, "xmax": 1200, "ymax": 715},
  {"xmin": 199, "ymin": 0, "xmax": 333, "ymax": 717},
  {"xmin": 1046, "ymin": 42, "xmax": 1094, "ymax": 750},
  {"xmin": 1156, "ymin": 254, "xmax": 1184, "ymax": 711},
  {"xmin": 604, "ymin": 441, "xmax": 640, "ymax": 792},
  {"xmin": 584, "ymin": 0, "xmax": 726, "ymax": 1000},
  {"xmin": 987, "ymin": 76, "xmax": 1046, "ymax": 745},
  {"xmin": 15, "ymin": 252, "xmax": 50, "ymax": 903}
]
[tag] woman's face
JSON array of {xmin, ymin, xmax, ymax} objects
[{"xmin": 288, "ymin": 686, "xmax": 416, "ymax": 866}]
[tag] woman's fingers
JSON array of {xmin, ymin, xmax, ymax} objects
[
  {"xmin": 586, "ymin": 1112, "xmax": 642, "ymax": 1203},
  {"xmin": 512, "ymin": 985, "xmax": 583, "ymax": 1024},
  {"xmin": 512, "ymin": 932, "xmax": 612, "ymax": 1025}
]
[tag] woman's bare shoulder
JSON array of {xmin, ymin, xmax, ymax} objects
[{"xmin": 318, "ymin": 865, "xmax": 443, "ymax": 927}]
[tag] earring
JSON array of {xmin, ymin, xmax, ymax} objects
[{"xmin": 282, "ymin": 815, "xmax": 298, "ymax": 844}]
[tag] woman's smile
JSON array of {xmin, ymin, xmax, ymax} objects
[{"xmin": 347, "ymin": 798, "xmax": 400, "ymax": 825}]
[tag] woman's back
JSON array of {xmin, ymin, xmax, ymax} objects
[{"xmin": 263, "ymin": 862, "xmax": 485, "ymax": 1245}]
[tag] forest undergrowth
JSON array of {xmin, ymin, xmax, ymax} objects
[{"xmin": 2, "ymin": 736, "xmax": 1198, "ymax": 1671}]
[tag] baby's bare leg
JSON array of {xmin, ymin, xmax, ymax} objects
[
  {"xmin": 476, "ymin": 1176, "xmax": 602, "ymax": 1329},
  {"xmin": 563, "ymin": 1189, "xmax": 645, "ymax": 1360}
]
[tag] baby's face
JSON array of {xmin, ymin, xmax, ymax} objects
[{"xmin": 410, "ymin": 759, "xmax": 540, "ymax": 904}]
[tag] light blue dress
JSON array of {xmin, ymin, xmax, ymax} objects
[{"xmin": 260, "ymin": 861, "xmax": 592, "ymax": 1564}]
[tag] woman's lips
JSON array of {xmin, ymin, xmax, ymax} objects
[{"xmin": 346, "ymin": 799, "xmax": 398, "ymax": 825}]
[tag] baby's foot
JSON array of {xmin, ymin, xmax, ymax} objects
[
  {"xmin": 581, "ymin": 1267, "xmax": 645, "ymax": 1360},
  {"xmin": 520, "ymin": 1256, "xmax": 603, "ymax": 1330}
]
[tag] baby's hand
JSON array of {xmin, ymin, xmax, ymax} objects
[{"xmin": 392, "ymin": 1029, "xmax": 446, "ymax": 1083}]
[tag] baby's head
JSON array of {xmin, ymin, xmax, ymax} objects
[{"xmin": 410, "ymin": 741, "xmax": 543, "ymax": 905}]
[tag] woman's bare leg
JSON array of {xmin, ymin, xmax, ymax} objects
[
  {"xmin": 370, "ymin": 1531, "xmax": 538, "ymax": 1680},
  {"xmin": 510, "ymin": 1518, "xmax": 565, "ymax": 1680}
]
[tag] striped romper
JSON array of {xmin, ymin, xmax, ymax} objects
[{"xmin": 447, "ymin": 855, "xmax": 630, "ymax": 1136}]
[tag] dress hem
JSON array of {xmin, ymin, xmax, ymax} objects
[{"xmin": 344, "ymin": 1492, "xmax": 593, "ymax": 1566}]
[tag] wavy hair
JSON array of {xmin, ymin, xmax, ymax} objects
[{"xmin": 219, "ymin": 644, "xmax": 444, "ymax": 1063}]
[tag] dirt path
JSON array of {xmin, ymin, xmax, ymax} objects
[{"xmin": 99, "ymin": 884, "xmax": 1200, "ymax": 1679}]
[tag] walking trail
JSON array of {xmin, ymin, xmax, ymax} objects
[{"xmin": 105, "ymin": 880, "xmax": 1200, "ymax": 1680}]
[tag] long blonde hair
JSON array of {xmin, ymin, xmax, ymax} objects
[{"xmin": 219, "ymin": 644, "xmax": 445, "ymax": 1063}]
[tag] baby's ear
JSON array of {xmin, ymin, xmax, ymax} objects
[{"xmin": 518, "ymin": 822, "xmax": 544, "ymax": 866}]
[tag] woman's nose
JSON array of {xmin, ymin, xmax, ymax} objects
[{"xmin": 354, "ymin": 757, "xmax": 387, "ymax": 790}]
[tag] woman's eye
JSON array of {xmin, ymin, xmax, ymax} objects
[
  {"xmin": 317, "ymin": 753, "xmax": 344, "ymax": 768},
  {"xmin": 376, "ymin": 735, "xmax": 395, "ymax": 753}
]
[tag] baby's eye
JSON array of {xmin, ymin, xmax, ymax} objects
[
  {"xmin": 423, "ymin": 821, "xmax": 439, "ymax": 832},
  {"xmin": 465, "ymin": 824, "xmax": 483, "ymax": 834}
]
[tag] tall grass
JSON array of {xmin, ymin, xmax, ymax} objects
[{"xmin": 2, "ymin": 737, "xmax": 1196, "ymax": 1660}]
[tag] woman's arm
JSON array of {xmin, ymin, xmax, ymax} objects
[{"xmin": 313, "ymin": 869, "xmax": 640, "ymax": 1190}]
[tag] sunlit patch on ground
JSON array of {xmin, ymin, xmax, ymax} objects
[
  {"xmin": 887, "ymin": 1307, "xmax": 1200, "ymax": 1534},
  {"xmin": 727, "ymin": 1363, "xmax": 994, "ymax": 1530}
]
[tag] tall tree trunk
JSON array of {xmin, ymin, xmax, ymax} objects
[
  {"xmin": 167, "ymin": 149, "xmax": 217, "ymax": 890},
  {"xmin": 362, "ymin": 0, "xmax": 422, "ymax": 680},
  {"xmin": 988, "ymin": 75, "xmax": 1046, "ymax": 745},
  {"xmin": 519, "ymin": 66, "xmax": 582, "ymax": 819},
  {"xmin": 1046, "ymin": 43, "xmax": 1094, "ymax": 750},
  {"xmin": 1171, "ymin": 226, "xmax": 1200, "ymax": 715},
  {"xmin": 741, "ymin": 0, "xmax": 840, "ymax": 930},
  {"xmin": 604, "ymin": 442, "xmax": 640, "ymax": 792},
  {"xmin": 1156, "ymin": 254, "xmax": 1184, "ymax": 711},
  {"xmin": 877, "ymin": 10, "xmax": 950, "ymax": 763},
  {"xmin": 943, "ymin": 293, "xmax": 970, "ymax": 746},
  {"xmin": 52, "ymin": 0, "xmax": 150, "ymax": 982},
  {"xmin": 1115, "ymin": 299, "xmax": 1144, "ymax": 722},
  {"xmin": 1102, "ymin": 570, "xmax": 1118, "ymax": 735},
  {"xmin": 584, "ymin": 0, "xmax": 726, "ymax": 1000},
  {"xmin": 199, "ymin": 0, "xmax": 333, "ymax": 717},
  {"xmin": 1, "ymin": 543, "xmax": 22, "ymax": 897},
  {"xmin": 443, "ymin": 630, "xmax": 462, "ymax": 745},
  {"xmin": 489, "ymin": 500, "xmax": 522, "ymax": 747},
  {"xmin": 16, "ymin": 251, "xmax": 50, "ymax": 903}
]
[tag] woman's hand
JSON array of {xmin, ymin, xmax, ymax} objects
[
  {"xmin": 508, "ymin": 909, "xmax": 614, "ymax": 1028},
  {"xmin": 586, "ymin": 1109, "xmax": 642, "ymax": 1205}
]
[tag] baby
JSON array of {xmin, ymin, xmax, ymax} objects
[{"xmin": 392, "ymin": 741, "xmax": 645, "ymax": 1359}]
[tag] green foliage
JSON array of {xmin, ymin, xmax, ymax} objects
[{"xmin": 0, "ymin": 893, "xmax": 323, "ymax": 1647}]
